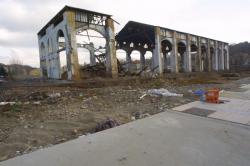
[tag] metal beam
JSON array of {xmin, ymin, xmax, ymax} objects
[{"xmin": 76, "ymin": 33, "xmax": 105, "ymax": 39}]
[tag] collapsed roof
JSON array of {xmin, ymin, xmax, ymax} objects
[
  {"xmin": 116, "ymin": 21, "xmax": 228, "ymax": 47},
  {"xmin": 116, "ymin": 21, "xmax": 156, "ymax": 47}
]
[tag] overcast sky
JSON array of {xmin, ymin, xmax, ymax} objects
[{"xmin": 0, "ymin": 0, "xmax": 249, "ymax": 67}]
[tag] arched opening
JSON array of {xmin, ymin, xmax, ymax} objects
[
  {"xmin": 201, "ymin": 45, "xmax": 208, "ymax": 72},
  {"xmin": 130, "ymin": 50, "xmax": 141, "ymax": 73},
  {"xmin": 76, "ymin": 29, "xmax": 106, "ymax": 77},
  {"xmin": 78, "ymin": 48, "xmax": 91, "ymax": 66},
  {"xmin": 161, "ymin": 40, "xmax": 172, "ymax": 72},
  {"xmin": 116, "ymin": 49, "xmax": 127, "ymax": 71},
  {"xmin": 57, "ymin": 30, "xmax": 68, "ymax": 79},
  {"xmin": 161, "ymin": 40, "xmax": 172, "ymax": 54},
  {"xmin": 145, "ymin": 51, "xmax": 153, "ymax": 70},
  {"xmin": 47, "ymin": 38, "xmax": 52, "ymax": 54},
  {"xmin": 191, "ymin": 44, "xmax": 198, "ymax": 72},
  {"xmin": 116, "ymin": 49, "xmax": 126, "ymax": 62},
  {"xmin": 178, "ymin": 42, "xmax": 186, "ymax": 72},
  {"xmin": 40, "ymin": 42, "xmax": 47, "ymax": 77},
  {"xmin": 41, "ymin": 42, "xmax": 46, "ymax": 57}
]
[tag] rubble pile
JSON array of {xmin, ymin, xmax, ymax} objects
[{"xmin": 95, "ymin": 118, "xmax": 120, "ymax": 132}]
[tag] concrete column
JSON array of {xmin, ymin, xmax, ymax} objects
[
  {"xmin": 52, "ymin": 34, "xmax": 60, "ymax": 79},
  {"xmin": 151, "ymin": 52, "xmax": 154, "ymax": 70},
  {"xmin": 54, "ymin": 55, "xmax": 60, "ymax": 79},
  {"xmin": 163, "ymin": 53, "xmax": 168, "ymax": 71},
  {"xmin": 214, "ymin": 41, "xmax": 219, "ymax": 71},
  {"xmin": 207, "ymin": 40, "xmax": 212, "ymax": 72},
  {"xmin": 220, "ymin": 43, "xmax": 225, "ymax": 70},
  {"xmin": 105, "ymin": 18, "xmax": 118, "ymax": 78},
  {"xmin": 140, "ymin": 51, "xmax": 146, "ymax": 71},
  {"xmin": 47, "ymin": 58, "xmax": 51, "ymax": 78},
  {"xmin": 65, "ymin": 11, "xmax": 80, "ymax": 80},
  {"xmin": 50, "ymin": 58, "xmax": 55, "ymax": 78},
  {"xmin": 45, "ymin": 39, "xmax": 51, "ymax": 78},
  {"xmin": 170, "ymin": 31, "xmax": 178, "ymax": 73},
  {"xmin": 152, "ymin": 26, "xmax": 163, "ymax": 75},
  {"xmin": 185, "ymin": 34, "xmax": 192, "ymax": 72},
  {"xmin": 45, "ymin": 42, "xmax": 51, "ymax": 78},
  {"xmin": 38, "ymin": 41, "xmax": 44, "ymax": 78},
  {"xmin": 197, "ymin": 37, "xmax": 202, "ymax": 72},
  {"xmin": 211, "ymin": 48, "xmax": 215, "ymax": 71},
  {"xmin": 225, "ymin": 45, "xmax": 230, "ymax": 70},
  {"xmin": 89, "ymin": 43, "xmax": 96, "ymax": 66},
  {"xmin": 126, "ymin": 51, "xmax": 132, "ymax": 72}
]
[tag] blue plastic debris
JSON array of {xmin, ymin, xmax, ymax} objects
[{"xmin": 193, "ymin": 89, "xmax": 206, "ymax": 101}]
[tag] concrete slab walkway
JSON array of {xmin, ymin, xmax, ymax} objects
[
  {"xmin": 1, "ymin": 111, "xmax": 250, "ymax": 166},
  {"xmin": 173, "ymin": 84, "xmax": 250, "ymax": 125},
  {"xmin": 173, "ymin": 97, "xmax": 250, "ymax": 125}
]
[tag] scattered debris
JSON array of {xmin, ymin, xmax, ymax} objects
[
  {"xmin": 139, "ymin": 94, "xmax": 147, "ymax": 100},
  {"xmin": 48, "ymin": 93, "xmax": 61, "ymax": 98},
  {"xmin": 134, "ymin": 112, "xmax": 141, "ymax": 120},
  {"xmin": 140, "ymin": 71, "xmax": 159, "ymax": 79},
  {"xmin": 193, "ymin": 89, "xmax": 206, "ymax": 101},
  {"xmin": 148, "ymin": 89, "xmax": 183, "ymax": 97},
  {"xmin": 0, "ymin": 102, "xmax": 16, "ymax": 106},
  {"xmin": 133, "ymin": 112, "xmax": 151, "ymax": 120},
  {"xmin": 26, "ymin": 91, "xmax": 48, "ymax": 101},
  {"xmin": 80, "ymin": 105, "xmax": 87, "ymax": 110},
  {"xmin": 205, "ymin": 89, "xmax": 220, "ymax": 103},
  {"xmin": 118, "ymin": 156, "xmax": 128, "ymax": 163},
  {"xmin": 79, "ymin": 93, "xmax": 83, "ymax": 97},
  {"xmin": 83, "ymin": 98, "xmax": 92, "ymax": 102},
  {"xmin": 33, "ymin": 101, "xmax": 41, "ymax": 105},
  {"xmin": 221, "ymin": 73, "xmax": 240, "ymax": 78},
  {"xmin": 95, "ymin": 118, "xmax": 120, "ymax": 132}
]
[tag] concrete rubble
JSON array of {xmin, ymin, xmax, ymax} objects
[{"xmin": 148, "ymin": 88, "xmax": 183, "ymax": 97}]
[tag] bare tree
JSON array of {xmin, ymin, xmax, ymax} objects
[
  {"xmin": 8, "ymin": 56, "xmax": 25, "ymax": 79},
  {"xmin": 9, "ymin": 56, "xmax": 23, "ymax": 65}
]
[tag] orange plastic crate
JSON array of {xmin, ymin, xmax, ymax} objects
[{"xmin": 206, "ymin": 89, "xmax": 220, "ymax": 104}]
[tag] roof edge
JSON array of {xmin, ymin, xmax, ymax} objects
[
  {"xmin": 118, "ymin": 20, "xmax": 229, "ymax": 44},
  {"xmin": 37, "ymin": 6, "xmax": 112, "ymax": 36}
]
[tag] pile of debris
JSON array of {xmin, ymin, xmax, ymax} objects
[
  {"xmin": 148, "ymin": 88, "xmax": 183, "ymax": 97},
  {"xmin": 95, "ymin": 118, "xmax": 120, "ymax": 132},
  {"xmin": 81, "ymin": 64, "xmax": 106, "ymax": 77}
]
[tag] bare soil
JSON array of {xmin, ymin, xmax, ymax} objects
[{"xmin": 0, "ymin": 72, "xmax": 249, "ymax": 161}]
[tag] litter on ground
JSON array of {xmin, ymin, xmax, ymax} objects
[{"xmin": 148, "ymin": 89, "xmax": 183, "ymax": 97}]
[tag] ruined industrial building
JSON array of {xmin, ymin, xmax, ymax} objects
[
  {"xmin": 2, "ymin": 3, "xmax": 250, "ymax": 165},
  {"xmin": 38, "ymin": 6, "xmax": 229, "ymax": 80}
]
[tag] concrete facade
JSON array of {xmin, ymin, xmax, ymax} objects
[
  {"xmin": 38, "ymin": 7, "xmax": 230, "ymax": 80},
  {"xmin": 116, "ymin": 21, "xmax": 230, "ymax": 75},
  {"xmin": 38, "ymin": 6, "xmax": 118, "ymax": 80}
]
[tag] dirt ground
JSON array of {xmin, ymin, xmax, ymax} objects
[{"xmin": 0, "ymin": 72, "xmax": 249, "ymax": 161}]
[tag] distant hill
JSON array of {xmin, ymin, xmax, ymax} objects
[
  {"xmin": 230, "ymin": 42, "xmax": 250, "ymax": 71},
  {"xmin": 0, "ymin": 63, "xmax": 41, "ymax": 79},
  {"xmin": 230, "ymin": 42, "xmax": 250, "ymax": 55}
]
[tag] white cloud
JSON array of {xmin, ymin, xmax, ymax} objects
[
  {"xmin": 0, "ymin": 28, "xmax": 36, "ymax": 47},
  {"xmin": 8, "ymin": 47, "xmax": 40, "ymax": 67}
]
